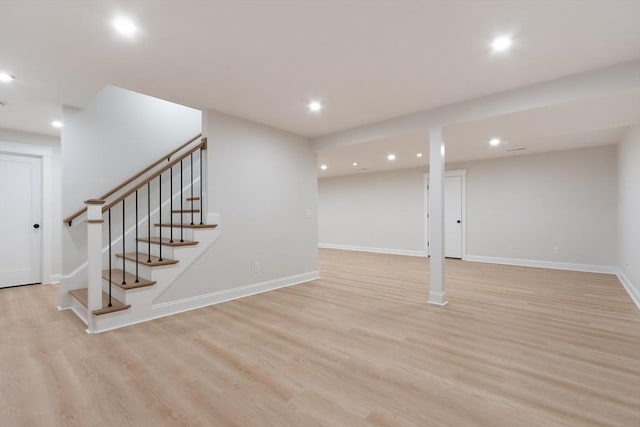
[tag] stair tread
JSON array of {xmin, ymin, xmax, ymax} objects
[
  {"xmin": 137, "ymin": 237, "xmax": 198, "ymax": 247},
  {"xmin": 69, "ymin": 288, "xmax": 131, "ymax": 315},
  {"xmin": 172, "ymin": 209, "xmax": 200, "ymax": 213},
  {"xmin": 116, "ymin": 252, "xmax": 179, "ymax": 266},
  {"xmin": 102, "ymin": 269, "xmax": 156, "ymax": 290},
  {"xmin": 154, "ymin": 223, "xmax": 218, "ymax": 229}
]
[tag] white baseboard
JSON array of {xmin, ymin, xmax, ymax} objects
[
  {"xmin": 152, "ymin": 270, "xmax": 319, "ymax": 313},
  {"xmin": 68, "ymin": 305, "xmax": 88, "ymax": 326},
  {"xmin": 44, "ymin": 274, "xmax": 61, "ymax": 285},
  {"xmin": 92, "ymin": 270, "xmax": 320, "ymax": 333},
  {"xmin": 617, "ymin": 269, "xmax": 640, "ymax": 310},
  {"xmin": 319, "ymin": 243, "xmax": 427, "ymax": 258},
  {"xmin": 58, "ymin": 298, "xmax": 87, "ymax": 324},
  {"xmin": 464, "ymin": 254, "xmax": 617, "ymax": 275}
]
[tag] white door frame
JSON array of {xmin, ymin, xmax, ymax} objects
[
  {"xmin": 424, "ymin": 169, "xmax": 467, "ymax": 259},
  {"xmin": 0, "ymin": 141, "xmax": 57, "ymax": 284}
]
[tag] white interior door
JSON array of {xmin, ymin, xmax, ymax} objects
[
  {"xmin": 426, "ymin": 174, "xmax": 464, "ymax": 259},
  {"xmin": 0, "ymin": 154, "xmax": 42, "ymax": 287},
  {"xmin": 444, "ymin": 176, "xmax": 463, "ymax": 258}
]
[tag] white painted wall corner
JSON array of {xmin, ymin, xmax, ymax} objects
[{"xmin": 617, "ymin": 269, "xmax": 640, "ymax": 310}]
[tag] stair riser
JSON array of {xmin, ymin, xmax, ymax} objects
[
  {"xmin": 135, "ymin": 242, "xmax": 176, "ymax": 259},
  {"xmin": 172, "ymin": 211, "xmax": 202, "ymax": 217},
  {"xmin": 154, "ymin": 227, "xmax": 196, "ymax": 241},
  {"xmin": 101, "ymin": 279, "xmax": 127, "ymax": 302},
  {"xmin": 120, "ymin": 258, "xmax": 178, "ymax": 279},
  {"xmin": 101, "ymin": 278, "xmax": 155, "ymax": 305},
  {"xmin": 171, "ymin": 215, "xmax": 205, "ymax": 224}
]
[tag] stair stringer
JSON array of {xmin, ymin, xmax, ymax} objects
[{"xmin": 93, "ymin": 226, "xmax": 220, "ymax": 333}]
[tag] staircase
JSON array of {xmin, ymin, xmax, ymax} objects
[{"xmin": 60, "ymin": 135, "xmax": 221, "ymax": 333}]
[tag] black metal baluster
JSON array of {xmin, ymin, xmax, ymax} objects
[
  {"xmin": 200, "ymin": 148, "xmax": 204, "ymax": 225},
  {"xmin": 190, "ymin": 153, "xmax": 194, "ymax": 225},
  {"xmin": 158, "ymin": 174, "xmax": 163, "ymax": 262},
  {"xmin": 108, "ymin": 209, "xmax": 112, "ymax": 307},
  {"xmin": 170, "ymin": 166, "xmax": 174, "ymax": 243},
  {"xmin": 180, "ymin": 160, "xmax": 184, "ymax": 242},
  {"xmin": 147, "ymin": 182, "xmax": 151, "ymax": 263},
  {"xmin": 121, "ymin": 199, "xmax": 126, "ymax": 285},
  {"xmin": 135, "ymin": 190, "xmax": 139, "ymax": 283}
]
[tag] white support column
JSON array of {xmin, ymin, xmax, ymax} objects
[
  {"xmin": 428, "ymin": 127, "xmax": 448, "ymax": 306},
  {"xmin": 85, "ymin": 199, "xmax": 105, "ymax": 332}
]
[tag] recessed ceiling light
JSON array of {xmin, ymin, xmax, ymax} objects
[
  {"xmin": 308, "ymin": 101, "xmax": 323, "ymax": 112},
  {"xmin": 491, "ymin": 36, "xmax": 512, "ymax": 52},
  {"xmin": 51, "ymin": 121, "xmax": 64, "ymax": 128},
  {"xmin": 352, "ymin": 162, "xmax": 358, "ymax": 167},
  {"xmin": 387, "ymin": 154, "xmax": 396, "ymax": 161},
  {"xmin": 416, "ymin": 153, "xmax": 423, "ymax": 158},
  {"xmin": 320, "ymin": 164, "xmax": 328, "ymax": 170},
  {"xmin": 489, "ymin": 138, "xmax": 501, "ymax": 146},
  {"xmin": 113, "ymin": 16, "xmax": 138, "ymax": 37},
  {"xmin": 0, "ymin": 72, "xmax": 15, "ymax": 82}
]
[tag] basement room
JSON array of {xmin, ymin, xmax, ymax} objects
[{"xmin": 1, "ymin": 1, "xmax": 639, "ymax": 426}]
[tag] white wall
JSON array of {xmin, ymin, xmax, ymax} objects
[
  {"xmin": 319, "ymin": 145, "xmax": 618, "ymax": 268},
  {"xmin": 319, "ymin": 168, "xmax": 426, "ymax": 255},
  {"xmin": 62, "ymin": 86, "xmax": 201, "ymax": 216},
  {"xmin": 61, "ymin": 86, "xmax": 201, "ymax": 272},
  {"xmin": 156, "ymin": 109, "xmax": 318, "ymax": 302},
  {"xmin": 617, "ymin": 125, "xmax": 640, "ymax": 305},
  {"xmin": 0, "ymin": 128, "xmax": 62, "ymax": 282},
  {"xmin": 455, "ymin": 145, "xmax": 617, "ymax": 267}
]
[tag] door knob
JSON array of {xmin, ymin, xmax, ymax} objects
[
  {"xmin": 456, "ymin": 220, "xmax": 461, "ymax": 224},
  {"xmin": 33, "ymin": 224, "xmax": 40, "ymax": 229}
]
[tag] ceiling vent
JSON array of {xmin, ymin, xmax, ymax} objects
[{"xmin": 506, "ymin": 147, "xmax": 527, "ymax": 152}]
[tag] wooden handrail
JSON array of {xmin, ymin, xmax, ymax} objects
[
  {"xmin": 102, "ymin": 141, "xmax": 205, "ymax": 213},
  {"xmin": 63, "ymin": 134, "xmax": 202, "ymax": 225}
]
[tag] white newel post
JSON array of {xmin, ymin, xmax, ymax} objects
[
  {"xmin": 201, "ymin": 137, "xmax": 207, "ymax": 223},
  {"xmin": 428, "ymin": 127, "xmax": 448, "ymax": 306},
  {"xmin": 85, "ymin": 199, "xmax": 105, "ymax": 332}
]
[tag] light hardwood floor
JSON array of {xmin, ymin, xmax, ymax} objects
[{"xmin": 1, "ymin": 249, "xmax": 639, "ymax": 426}]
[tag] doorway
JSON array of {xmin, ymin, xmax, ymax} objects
[
  {"xmin": 425, "ymin": 170, "xmax": 466, "ymax": 259},
  {"xmin": 0, "ymin": 153, "xmax": 42, "ymax": 287}
]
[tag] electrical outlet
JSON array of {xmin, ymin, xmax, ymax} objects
[
  {"xmin": 254, "ymin": 261, "xmax": 261, "ymax": 273},
  {"xmin": 305, "ymin": 209, "xmax": 312, "ymax": 218},
  {"xmin": 552, "ymin": 247, "xmax": 560, "ymax": 255}
]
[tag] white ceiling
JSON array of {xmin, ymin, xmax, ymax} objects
[
  {"xmin": 1, "ymin": 1, "xmax": 640, "ymax": 137},
  {"xmin": 317, "ymin": 91, "xmax": 640, "ymax": 177}
]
